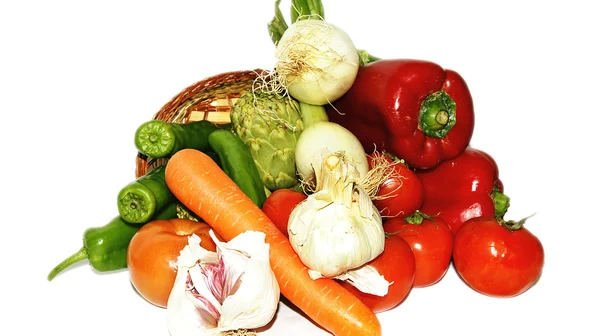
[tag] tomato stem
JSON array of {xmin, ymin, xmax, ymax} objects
[
  {"xmin": 382, "ymin": 151, "xmax": 411, "ymax": 169},
  {"xmin": 404, "ymin": 210, "xmax": 439, "ymax": 228},
  {"xmin": 498, "ymin": 213, "xmax": 536, "ymax": 231},
  {"xmin": 384, "ymin": 228, "xmax": 418, "ymax": 237}
]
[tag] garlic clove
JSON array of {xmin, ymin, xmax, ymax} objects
[
  {"xmin": 167, "ymin": 231, "xmax": 280, "ymax": 336},
  {"xmin": 213, "ymin": 231, "xmax": 280, "ymax": 331},
  {"xmin": 289, "ymin": 199, "xmax": 385, "ymax": 278},
  {"xmin": 167, "ymin": 263, "xmax": 221, "ymax": 336},
  {"xmin": 219, "ymin": 238, "xmax": 279, "ymax": 331},
  {"xmin": 177, "ymin": 234, "xmax": 219, "ymax": 268}
]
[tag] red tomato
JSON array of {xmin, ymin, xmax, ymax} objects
[
  {"xmin": 340, "ymin": 235, "xmax": 415, "ymax": 313},
  {"xmin": 368, "ymin": 152, "xmax": 424, "ymax": 218},
  {"xmin": 453, "ymin": 216, "xmax": 544, "ymax": 298},
  {"xmin": 127, "ymin": 218, "xmax": 221, "ymax": 308},
  {"xmin": 384, "ymin": 214, "xmax": 453, "ymax": 287},
  {"xmin": 262, "ymin": 189, "xmax": 307, "ymax": 238}
]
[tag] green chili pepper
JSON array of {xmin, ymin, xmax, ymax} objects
[
  {"xmin": 208, "ymin": 129, "xmax": 267, "ymax": 208},
  {"xmin": 134, "ymin": 120, "xmax": 226, "ymax": 158},
  {"xmin": 117, "ymin": 164, "xmax": 175, "ymax": 224},
  {"xmin": 47, "ymin": 202, "xmax": 178, "ymax": 281}
]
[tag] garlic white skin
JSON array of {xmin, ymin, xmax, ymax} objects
[
  {"xmin": 288, "ymin": 151, "xmax": 389, "ymax": 295},
  {"xmin": 167, "ymin": 230, "xmax": 280, "ymax": 336},
  {"xmin": 274, "ymin": 19, "xmax": 359, "ymax": 105}
]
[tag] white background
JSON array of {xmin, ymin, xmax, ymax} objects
[{"xmin": 1, "ymin": 0, "xmax": 598, "ymax": 335}]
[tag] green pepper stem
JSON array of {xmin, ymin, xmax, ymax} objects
[
  {"xmin": 299, "ymin": 101, "xmax": 329, "ymax": 128},
  {"xmin": 47, "ymin": 247, "xmax": 89, "ymax": 281},
  {"xmin": 134, "ymin": 120, "xmax": 176, "ymax": 158},
  {"xmin": 358, "ymin": 50, "xmax": 381, "ymax": 66},
  {"xmin": 418, "ymin": 91, "xmax": 457, "ymax": 138},
  {"xmin": 117, "ymin": 182, "xmax": 157, "ymax": 224},
  {"xmin": 491, "ymin": 186, "xmax": 510, "ymax": 219}
]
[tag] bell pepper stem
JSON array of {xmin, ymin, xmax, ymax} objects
[
  {"xmin": 419, "ymin": 91, "xmax": 457, "ymax": 138},
  {"xmin": 492, "ymin": 186, "xmax": 510, "ymax": 219},
  {"xmin": 358, "ymin": 50, "xmax": 381, "ymax": 66},
  {"xmin": 299, "ymin": 101, "xmax": 329, "ymax": 128},
  {"xmin": 47, "ymin": 247, "xmax": 89, "ymax": 281}
]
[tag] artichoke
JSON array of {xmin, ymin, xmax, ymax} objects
[{"xmin": 231, "ymin": 90, "xmax": 304, "ymax": 191}]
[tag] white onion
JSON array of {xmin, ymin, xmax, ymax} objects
[
  {"xmin": 275, "ymin": 19, "xmax": 359, "ymax": 105},
  {"xmin": 295, "ymin": 121, "xmax": 369, "ymax": 181}
]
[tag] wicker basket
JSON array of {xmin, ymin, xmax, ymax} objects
[{"xmin": 135, "ymin": 69, "xmax": 264, "ymax": 178}]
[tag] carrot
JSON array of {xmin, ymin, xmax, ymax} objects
[{"xmin": 165, "ymin": 149, "xmax": 382, "ymax": 336}]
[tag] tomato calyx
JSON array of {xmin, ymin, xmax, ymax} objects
[
  {"xmin": 497, "ymin": 213, "xmax": 536, "ymax": 232},
  {"xmin": 404, "ymin": 210, "xmax": 437, "ymax": 224},
  {"xmin": 385, "ymin": 230, "xmax": 413, "ymax": 237},
  {"xmin": 404, "ymin": 210, "xmax": 440, "ymax": 227},
  {"xmin": 382, "ymin": 151, "xmax": 411, "ymax": 169},
  {"xmin": 384, "ymin": 210, "xmax": 440, "ymax": 237}
]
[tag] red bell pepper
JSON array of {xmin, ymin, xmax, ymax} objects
[
  {"xmin": 416, "ymin": 148, "xmax": 510, "ymax": 233},
  {"xmin": 327, "ymin": 59, "xmax": 475, "ymax": 169}
]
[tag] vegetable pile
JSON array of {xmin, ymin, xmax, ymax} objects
[{"xmin": 47, "ymin": 1, "xmax": 545, "ymax": 335}]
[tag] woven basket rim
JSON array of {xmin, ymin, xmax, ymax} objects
[{"xmin": 135, "ymin": 68, "xmax": 264, "ymax": 178}]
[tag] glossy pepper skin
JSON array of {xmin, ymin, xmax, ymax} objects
[
  {"xmin": 327, "ymin": 59, "xmax": 475, "ymax": 169},
  {"xmin": 416, "ymin": 148, "xmax": 510, "ymax": 233},
  {"xmin": 47, "ymin": 203, "xmax": 178, "ymax": 281}
]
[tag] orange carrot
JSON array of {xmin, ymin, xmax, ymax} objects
[{"xmin": 165, "ymin": 149, "xmax": 382, "ymax": 336}]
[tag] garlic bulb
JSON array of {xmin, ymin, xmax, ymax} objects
[
  {"xmin": 167, "ymin": 230, "xmax": 280, "ymax": 336},
  {"xmin": 288, "ymin": 151, "xmax": 389, "ymax": 295}
]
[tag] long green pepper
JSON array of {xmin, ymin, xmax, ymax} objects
[
  {"xmin": 208, "ymin": 129, "xmax": 268, "ymax": 208},
  {"xmin": 47, "ymin": 202, "xmax": 178, "ymax": 281},
  {"xmin": 134, "ymin": 120, "xmax": 223, "ymax": 159}
]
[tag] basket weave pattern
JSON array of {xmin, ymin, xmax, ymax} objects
[{"xmin": 135, "ymin": 69, "xmax": 263, "ymax": 178}]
